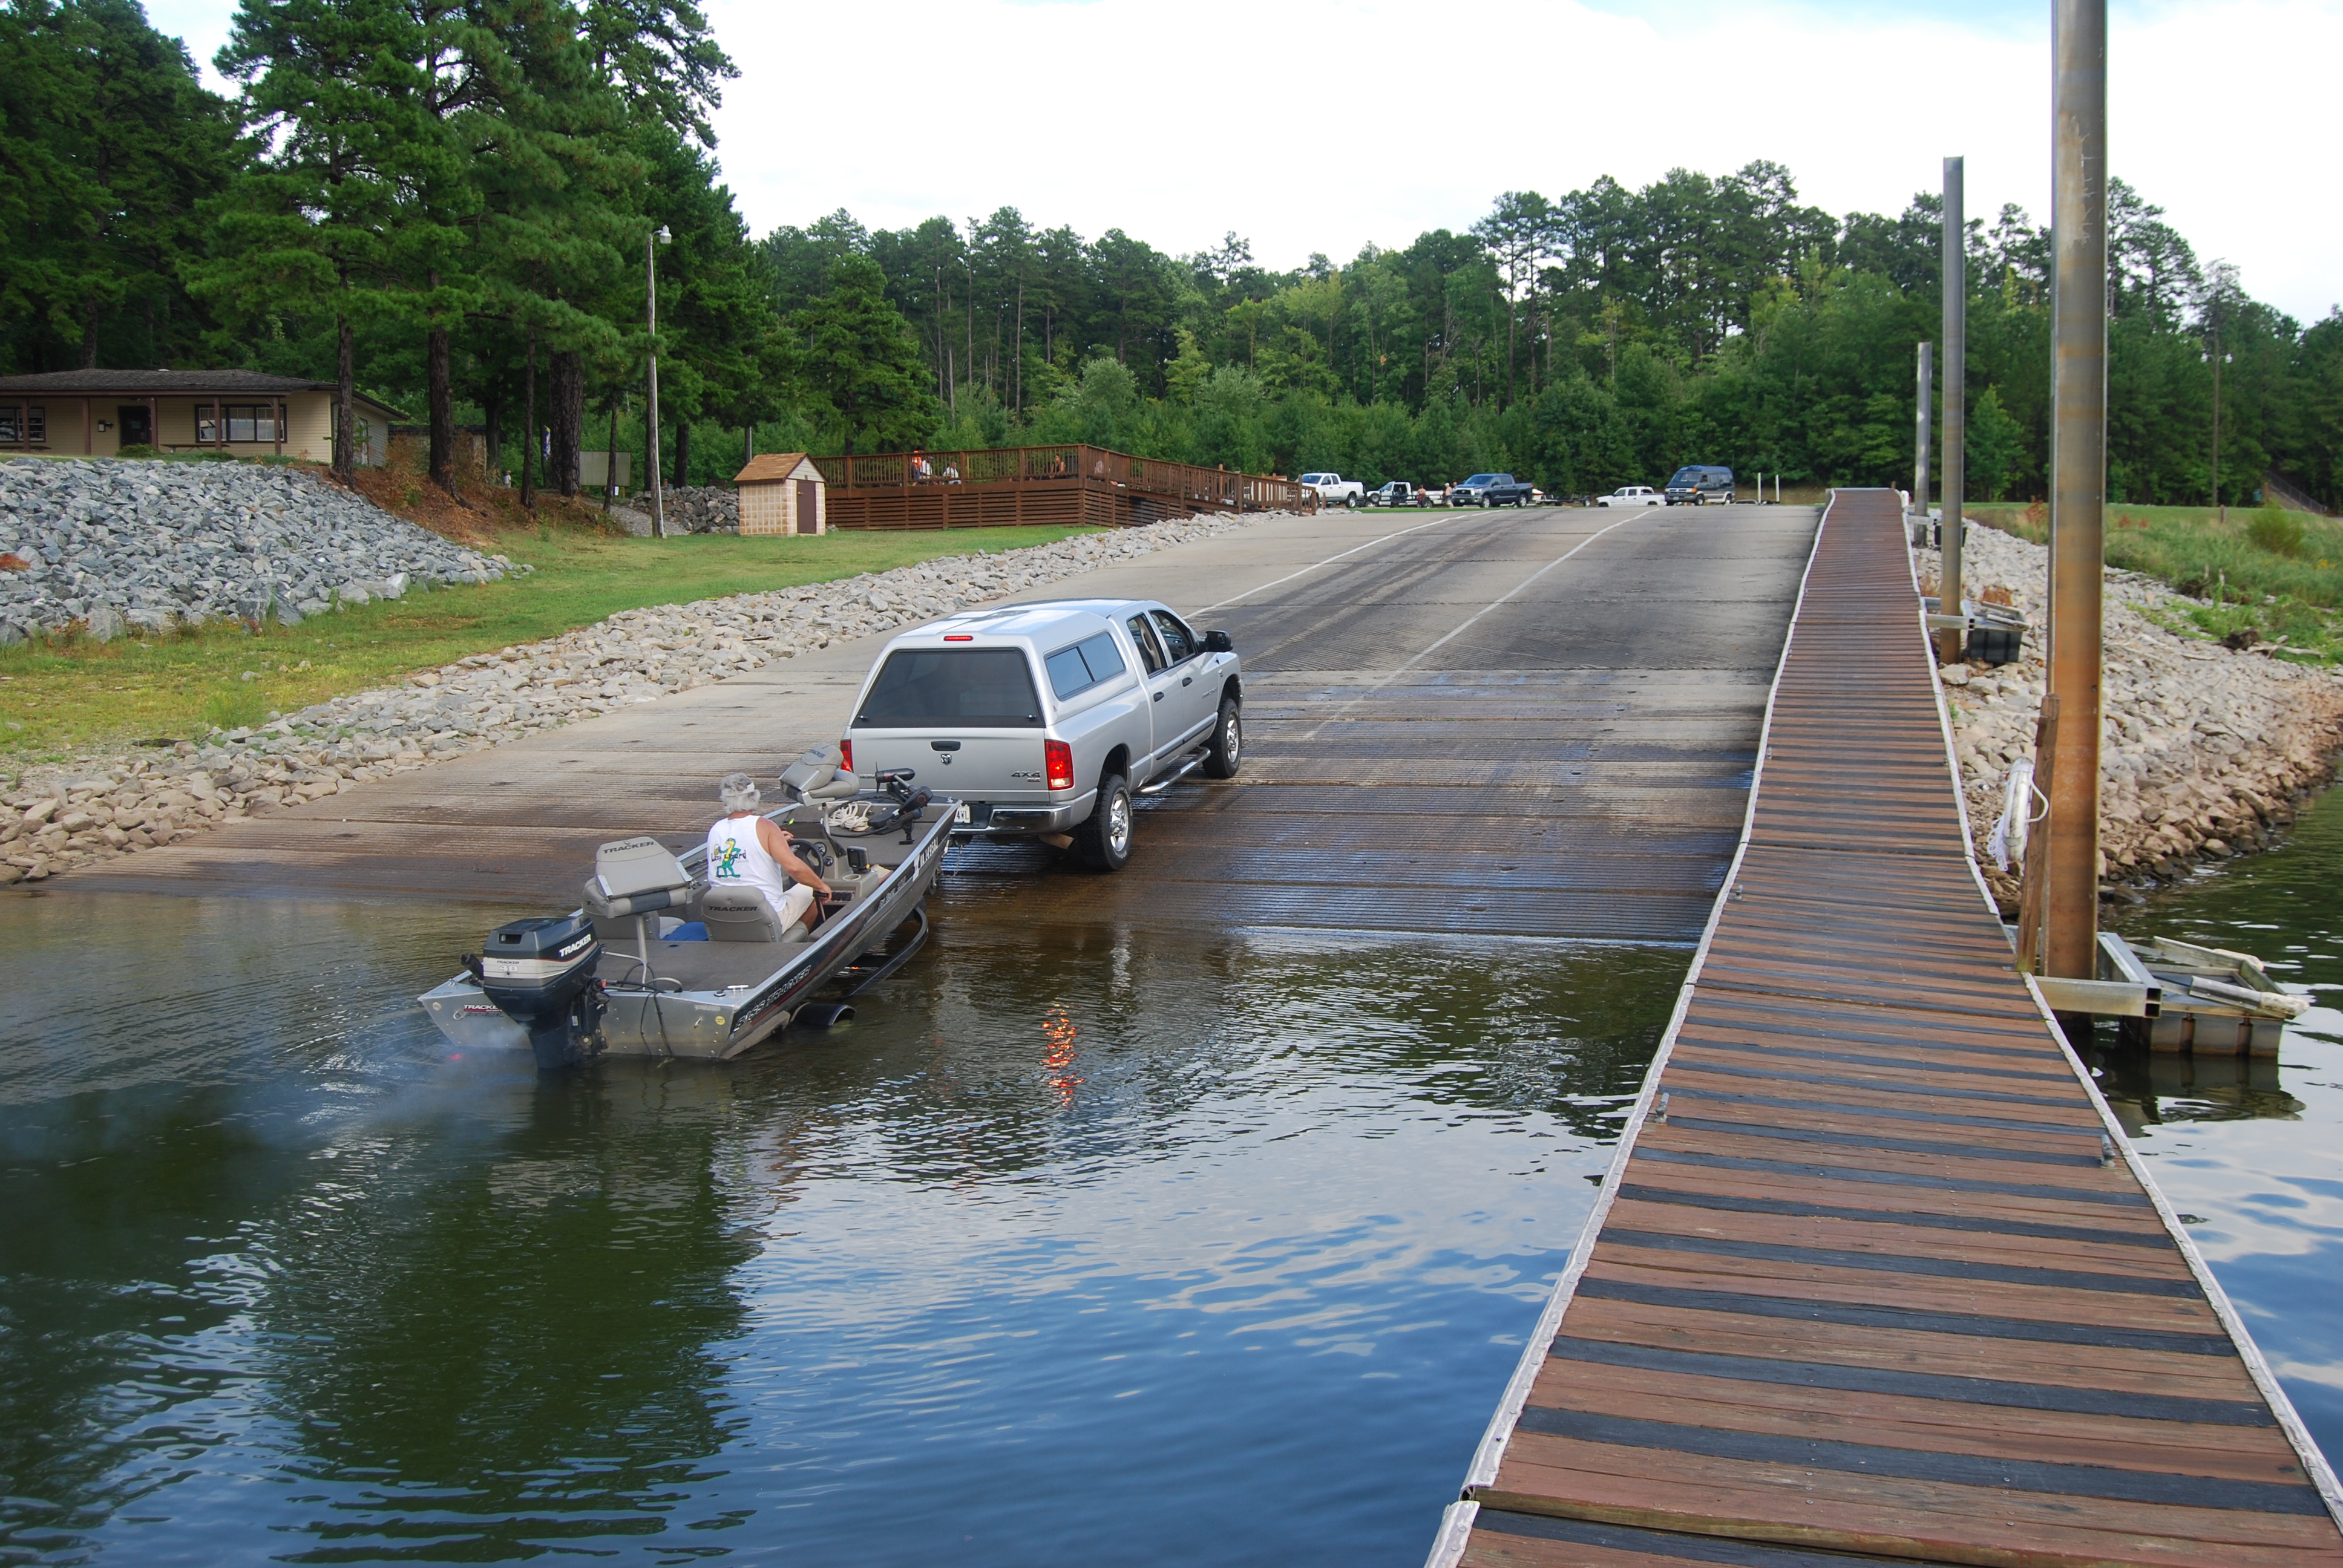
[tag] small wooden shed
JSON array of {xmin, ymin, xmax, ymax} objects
[{"xmin": 735, "ymin": 452, "xmax": 826, "ymax": 535}]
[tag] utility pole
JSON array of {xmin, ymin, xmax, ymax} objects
[
  {"xmin": 1936, "ymin": 158, "xmax": 1967, "ymax": 666},
  {"xmin": 1913, "ymin": 340, "xmax": 1933, "ymax": 523},
  {"xmin": 2045, "ymin": 0, "xmax": 2109, "ymax": 988},
  {"xmin": 647, "ymin": 225, "xmax": 669, "ymax": 540},
  {"xmin": 2209, "ymin": 324, "xmax": 2229, "ymax": 523}
]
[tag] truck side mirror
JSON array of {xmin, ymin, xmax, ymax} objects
[{"xmin": 1202, "ymin": 630, "xmax": 1234, "ymax": 653}]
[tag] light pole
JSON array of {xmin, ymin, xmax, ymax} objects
[
  {"xmin": 2205, "ymin": 335, "xmax": 2231, "ymax": 523},
  {"xmin": 647, "ymin": 224, "xmax": 670, "ymax": 540}
]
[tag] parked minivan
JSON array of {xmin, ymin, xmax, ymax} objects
[
  {"xmin": 842, "ymin": 598, "xmax": 1242, "ymax": 871},
  {"xmin": 1664, "ymin": 465, "xmax": 1735, "ymax": 505}
]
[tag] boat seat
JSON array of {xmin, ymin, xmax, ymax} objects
[
  {"xmin": 701, "ymin": 884, "xmax": 810, "ymax": 944},
  {"xmin": 584, "ymin": 836, "xmax": 699, "ymax": 920},
  {"xmin": 780, "ymin": 743, "xmax": 862, "ymax": 803}
]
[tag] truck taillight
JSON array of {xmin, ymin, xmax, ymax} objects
[
  {"xmin": 1044, "ymin": 740, "xmax": 1074, "ymax": 791},
  {"xmin": 839, "ymin": 739, "xmax": 853, "ymax": 773}
]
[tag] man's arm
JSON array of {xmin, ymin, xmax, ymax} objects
[{"xmin": 755, "ymin": 818, "xmax": 833, "ymax": 896}]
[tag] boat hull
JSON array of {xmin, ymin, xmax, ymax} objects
[{"xmin": 419, "ymin": 802, "xmax": 953, "ymax": 1062}]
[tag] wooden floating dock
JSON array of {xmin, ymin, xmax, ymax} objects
[{"xmin": 1434, "ymin": 489, "xmax": 2343, "ymax": 1568}]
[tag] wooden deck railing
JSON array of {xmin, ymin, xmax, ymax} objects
[{"xmin": 811, "ymin": 445, "xmax": 1316, "ymax": 531}]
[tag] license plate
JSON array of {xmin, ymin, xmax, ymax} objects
[{"xmin": 954, "ymin": 802, "xmax": 972, "ymax": 824}]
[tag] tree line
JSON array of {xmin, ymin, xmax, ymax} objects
[{"xmin": 5, "ymin": 0, "xmax": 2338, "ymax": 509}]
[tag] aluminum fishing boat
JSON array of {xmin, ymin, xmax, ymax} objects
[{"xmin": 420, "ymin": 746, "xmax": 952, "ymax": 1069}]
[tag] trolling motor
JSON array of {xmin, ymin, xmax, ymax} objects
[
  {"xmin": 868, "ymin": 768, "xmax": 934, "ymax": 843},
  {"xmin": 468, "ymin": 913, "xmax": 606, "ymax": 1072}
]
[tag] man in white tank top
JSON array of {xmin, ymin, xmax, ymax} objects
[{"xmin": 706, "ymin": 772, "xmax": 833, "ymax": 933}]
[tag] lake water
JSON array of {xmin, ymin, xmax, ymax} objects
[
  {"xmin": 8, "ymin": 792, "xmax": 2341, "ymax": 1564},
  {"xmin": 2097, "ymin": 784, "xmax": 2343, "ymax": 1471},
  {"xmin": 0, "ymin": 889, "xmax": 1680, "ymax": 1565}
]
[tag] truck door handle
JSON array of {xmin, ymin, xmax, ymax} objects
[
  {"xmin": 1153, "ymin": 691, "xmax": 1164, "ymax": 702},
  {"xmin": 1181, "ymin": 676, "xmax": 1193, "ymax": 686}
]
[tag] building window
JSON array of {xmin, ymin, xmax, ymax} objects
[
  {"xmin": 196, "ymin": 403, "xmax": 277, "ymax": 443},
  {"xmin": 0, "ymin": 406, "xmax": 47, "ymax": 444}
]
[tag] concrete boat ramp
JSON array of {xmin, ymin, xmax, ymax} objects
[{"xmin": 71, "ymin": 503, "xmax": 1813, "ymax": 946}]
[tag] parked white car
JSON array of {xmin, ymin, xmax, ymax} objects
[
  {"xmin": 1299, "ymin": 472, "xmax": 1364, "ymax": 509},
  {"xmin": 1598, "ymin": 485, "xmax": 1666, "ymax": 508}
]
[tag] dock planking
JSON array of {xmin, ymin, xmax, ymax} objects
[{"xmin": 1432, "ymin": 490, "xmax": 2343, "ymax": 1568}]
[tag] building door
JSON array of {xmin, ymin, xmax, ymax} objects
[
  {"xmin": 795, "ymin": 479, "xmax": 819, "ymax": 535},
  {"xmin": 117, "ymin": 405, "xmax": 151, "ymax": 447}
]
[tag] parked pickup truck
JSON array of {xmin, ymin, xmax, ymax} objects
[
  {"xmin": 1448, "ymin": 472, "xmax": 1535, "ymax": 507},
  {"xmin": 1299, "ymin": 472, "xmax": 1364, "ymax": 509},
  {"xmin": 1367, "ymin": 481, "xmax": 1422, "ymax": 508},
  {"xmin": 1597, "ymin": 485, "xmax": 1666, "ymax": 507},
  {"xmin": 842, "ymin": 598, "xmax": 1241, "ymax": 872}
]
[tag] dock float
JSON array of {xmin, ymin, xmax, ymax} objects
[{"xmin": 1432, "ymin": 490, "xmax": 2343, "ymax": 1568}]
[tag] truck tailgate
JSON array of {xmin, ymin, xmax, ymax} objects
[{"xmin": 850, "ymin": 731, "xmax": 1055, "ymax": 811}]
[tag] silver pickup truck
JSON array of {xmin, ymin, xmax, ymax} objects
[{"xmin": 841, "ymin": 597, "xmax": 1241, "ymax": 870}]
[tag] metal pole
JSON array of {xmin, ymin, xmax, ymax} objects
[
  {"xmin": 2211, "ymin": 330, "xmax": 2224, "ymax": 523},
  {"xmin": 1913, "ymin": 339, "xmax": 1933, "ymax": 522},
  {"xmin": 647, "ymin": 230, "xmax": 666, "ymax": 540},
  {"xmin": 2045, "ymin": 0, "xmax": 2108, "ymax": 984},
  {"xmin": 1936, "ymin": 158, "xmax": 1966, "ymax": 665}
]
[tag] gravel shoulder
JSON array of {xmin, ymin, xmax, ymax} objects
[
  {"xmin": 1919, "ymin": 521, "xmax": 2343, "ymax": 909},
  {"xmin": 1, "ymin": 511, "xmax": 1289, "ymax": 884}
]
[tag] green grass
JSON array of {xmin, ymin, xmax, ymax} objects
[
  {"xmin": 1969, "ymin": 500, "xmax": 2343, "ymax": 663},
  {"xmin": 0, "ymin": 517, "xmax": 1096, "ymax": 766}
]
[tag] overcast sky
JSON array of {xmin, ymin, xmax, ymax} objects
[{"xmin": 148, "ymin": 0, "xmax": 2341, "ymax": 325}]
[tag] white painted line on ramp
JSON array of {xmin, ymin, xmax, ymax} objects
[
  {"xmin": 1195, "ymin": 512, "xmax": 1466, "ymax": 615},
  {"xmin": 1296, "ymin": 508, "xmax": 1658, "ymax": 740}
]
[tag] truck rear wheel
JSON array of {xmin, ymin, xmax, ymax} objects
[{"xmin": 1076, "ymin": 774, "xmax": 1133, "ymax": 871}]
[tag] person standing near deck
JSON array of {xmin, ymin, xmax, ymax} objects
[{"xmin": 706, "ymin": 773, "xmax": 831, "ymax": 932}]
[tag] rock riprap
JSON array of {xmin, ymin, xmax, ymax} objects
[
  {"xmin": 0, "ymin": 457, "xmax": 522, "ymax": 641},
  {"xmin": 1, "ymin": 509, "xmax": 1289, "ymax": 883},
  {"xmin": 626, "ymin": 486, "xmax": 737, "ymax": 534},
  {"xmin": 1919, "ymin": 521, "xmax": 2343, "ymax": 907}
]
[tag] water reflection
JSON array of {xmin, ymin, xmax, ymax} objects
[
  {"xmin": 2099, "ymin": 786, "xmax": 2343, "ymax": 1472},
  {"xmin": 2091, "ymin": 1048, "xmax": 2303, "ymax": 1133},
  {"xmin": 0, "ymin": 889, "xmax": 1677, "ymax": 1563}
]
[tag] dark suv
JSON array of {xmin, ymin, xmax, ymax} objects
[{"xmin": 1664, "ymin": 465, "xmax": 1735, "ymax": 505}]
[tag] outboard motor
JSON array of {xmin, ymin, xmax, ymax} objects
[{"xmin": 473, "ymin": 913, "xmax": 605, "ymax": 1071}]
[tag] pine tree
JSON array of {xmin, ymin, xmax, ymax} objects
[
  {"xmin": 791, "ymin": 256, "xmax": 937, "ymax": 455},
  {"xmin": 640, "ymin": 124, "xmax": 776, "ymax": 483},
  {"xmin": 470, "ymin": 0, "xmax": 637, "ymax": 497},
  {"xmin": 0, "ymin": 0, "xmax": 237, "ymax": 373},
  {"xmin": 202, "ymin": 0, "xmax": 427, "ymax": 479}
]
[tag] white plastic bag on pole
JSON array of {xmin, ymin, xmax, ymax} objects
[{"xmin": 1988, "ymin": 758, "xmax": 2034, "ymax": 871}]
